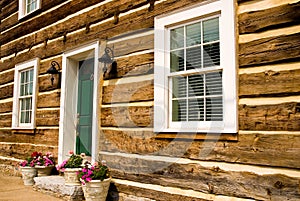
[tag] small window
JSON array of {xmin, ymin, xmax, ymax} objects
[
  {"xmin": 12, "ymin": 58, "xmax": 39, "ymax": 129},
  {"xmin": 154, "ymin": 0, "xmax": 237, "ymax": 133},
  {"xmin": 18, "ymin": 0, "xmax": 41, "ymax": 19}
]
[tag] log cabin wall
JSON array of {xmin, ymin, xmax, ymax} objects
[{"xmin": 0, "ymin": 0, "xmax": 300, "ymax": 200}]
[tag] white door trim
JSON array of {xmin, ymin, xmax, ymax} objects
[{"xmin": 58, "ymin": 41, "xmax": 100, "ymax": 164}]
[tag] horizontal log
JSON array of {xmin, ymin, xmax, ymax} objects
[
  {"xmin": 108, "ymin": 34, "xmax": 154, "ymax": 57},
  {"xmin": 0, "ymin": 70, "xmax": 14, "ymax": 86},
  {"xmin": 0, "ymin": 129, "xmax": 59, "ymax": 146},
  {"xmin": 40, "ymin": 56, "xmax": 62, "ymax": 75},
  {"xmin": 239, "ymin": 102, "xmax": 300, "ymax": 131},
  {"xmin": 0, "ymin": 114, "xmax": 12, "ymax": 127},
  {"xmin": 100, "ymin": 154, "xmax": 300, "ymax": 200},
  {"xmin": 0, "ymin": 0, "xmax": 14, "ymax": 9},
  {"xmin": 110, "ymin": 182, "xmax": 209, "ymax": 201},
  {"xmin": 0, "ymin": 101, "xmax": 12, "ymax": 114},
  {"xmin": 38, "ymin": 75, "xmax": 61, "ymax": 92},
  {"xmin": 0, "ymin": 85, "xmax": 13, "ymax": 100},
  {"xmin": 239, "ymin": 2, "xmax": 300, "ymax": 34},
  {"xmin": 239, "ymin": 68, "xmax": 300, "ymax": 97},
  {"xmin": 100, "ymin": 130, "xmax": 300, "ymax": 169},
  {"xmin": 239, "ymin": 33, "xmax": 300, "ymax": 67},
  {"xmin": 0, "ymin": 13, "xmax": 18, "ymax": 33},
  {"xmin": 0, "ymin": 143, "xmax": 58, "ymax": 162},
  {"xmin": 101, "ymin": 106, "xmax": 153, "ymax": 128},
  {"xmin": 36, "ymin": 109, "xmax": 60, "ymax": 126},
  {"xmin": 0, "ymin": 0, "xmax": 17, "ymax": 20},
  {"xmin": 37, "ymin": 91, "xmax": 61, "ymax": 108},
  {"xmin": 1, "ymin": 0, "xmax": 149, "ymax": 58},
  {"xmin": 102, "ymin": 80, "xmax": 153, "ymax": 104}
]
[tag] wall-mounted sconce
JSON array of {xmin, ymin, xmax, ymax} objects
[
  {"xmin": 47, "ymin": 61, "xmax": 60, "ymax": 85},
  {"xmin": 98, "ymin": 47, "xmax": 115, "ymax": 75}
]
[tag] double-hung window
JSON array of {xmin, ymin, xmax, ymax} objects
[
  {"xmin": 154, "ymin": 0, "xmax": 237, "ymax": 133},
  {"xmin": 12, "ymin": 59, "xmax": 39, "ymax": 129},
  {"xmin": 18, "ymin": 0, "xmax": 41, "ymax": 19}
]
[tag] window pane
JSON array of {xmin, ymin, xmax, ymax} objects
[
  {"xmin": 170, "ymin": 27, "xmax": 184, "ymax": 50},
  {"xmin": 203, "ymin": 17, "xmax": 219, "ymax": 43},
  {"xmin": 188, "ymin": 74, "xmax": 204, "ymax": 97},
  {"xmin": 206, "ymin": 97, "xmax": 223, "ymax": 121},
  {"xmin": 172, "ymin": 99, "xmax": 187, "ymax": 121},
  {"xmin": 170, "ymin": 50, "xmax": 184, "ymax": 72},
  {"xmin": 206, "ymin": 72, "xmax": 222, "ymax": 95},
  {"xmin": 172, "ymin": 76, "xmax": 186, "ymax": 98},
  {"xmin": 188, "ymin": 98, "xmax": 204, "ymax": 121},
  {"xmin": 203, "ymin": 42, "xmax": 220, "ymax": 67},
  {"xmin": 186, "ymin": 22, "xmax": 201, "ymax": 47},
  {"xmin": 186, "ymin": 46, "xmax": 202, "ymax": 70}
]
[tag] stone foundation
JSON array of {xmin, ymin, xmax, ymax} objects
[{"xmin": 33, "ymin": 176, "xmax": 84, "ymax": 201}]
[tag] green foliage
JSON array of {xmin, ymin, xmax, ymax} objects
[{"xmin": 64, "ymin": 154, "xmax": 83, "ymax": 168}]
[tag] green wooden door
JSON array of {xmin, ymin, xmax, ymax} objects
[{"xmin": 76, "ymin": 59, "xmax": 94, "ymax": 156}]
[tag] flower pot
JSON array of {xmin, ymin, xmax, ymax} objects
[
  {"xmin": 20, "ymin": 167, "xmax": 37, "ymax": 186},
  {"xmin": 81, "ymin": 178, "xmax": 111, "ymax": 201},
  {"xmin": 35, "ymin": 165, "xmax": 53, "ymax": 177},
  {"xmin": 64, "ymin": 168, "xmax": 82, "ymax": 186}
]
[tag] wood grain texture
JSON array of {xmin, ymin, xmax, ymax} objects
[
  {"xmin": 0, "ymin": 114, "xmax": 12, "ymax": 127},
  {"xmin": 0, "ymin": 0, "xmax": 17, "ymax": 21},
  {"xmin": 0, "ymin": 0, "xmax": 14, "ymax": 9},
  {"xmin": 101, "ymin": 106, "xmax": 153, "ymax": 128},
  {"xmin": 239, "ymin": 68, "xmax": 300, "ymax": 97},
  {"xmin": 36, "ymin": 109, "xmax": 60, "ymax": 126},
  {"xmin": 239, "ymin": 33, "xmax": 300, "ymax": 67},
  {"xmin": 0, "ymin": 70, "xmax": 14, "ymax": 86},
  {"xmin": 239, "ymin": 102, "xmax": 300, "ymax": 131},
  {"xmin": 99, "ymin": 154, "xmax": 300, "ymax": 200},
  {"xmin": 0, "ymin": 101, "xmax": 13, "ymax": 114},
  {"xmin": 239, "ymin": 2, "xmax": 300, "ymax": 34},
  {"xmin": 102, "ymin": 80, "xmax": 153, "ymax": 104},
  {"xmin": 0, "ymin": 129, "xmax": 59, "ymax": 146},
  {"xmin": 0, "ymin": 85, "xmax": 13, "ymax": 100},
  {"xmin": 37, "ymin": 91, "xmax": 61, "ymax": 108},
  {"xmin": 38, "ymin": 74, "xmax": 61, "ymax": 92}
]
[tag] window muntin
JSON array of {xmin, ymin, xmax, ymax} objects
[
  {"xmin": 169, "ymin": 16, "xmax": 223, "ymax": 126},
  {"xmin": 19, "ymin": 69, "xmax": 34, "ymax": 124},
  {"xmin": 26, "ymin": 0, "xmax": 38, "ymax": 14}
]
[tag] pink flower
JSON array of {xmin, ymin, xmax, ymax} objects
[{"xmin": 68, "ymin": 150, "xmax": 74, "ymax": 155}]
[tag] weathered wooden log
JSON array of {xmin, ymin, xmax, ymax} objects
[
  {"xmin": 239, "ymin": 2, "xmax": 300, "ymax": 34},
  {"xmin": 100, "ymin": 130, "xmax": 300, "ymax": 169},
  {"xmin": 0, "ymin": 101, "xmax": 13, "ymax": 114},
  {"xmin": 108, "ymin": 34, "xmax": 154, "ymax": 57},
  {"xmin": 40, "ymin": 56, "xmax": 62, "ymax": 74},
  {"xmin": 0, "ymin": 0, "xmax": 14, "ymax": 9},
  {"xmin": 0, "ymin": 0, "xmax": 17, "ymax": 20},
  {"xmin": 38, "ymin": 75, "xmax": 61, "ymax": 92},
  {"xmin": 0, "ymin": 13, "xmax": 18, "ymax": 32},
  {"xmin": 101, "ymin": 106, "xmax": 153, "ymax": 128},
  {"xmin": 102, "ymin": 80, "xmax": 153, "ymax": 104},
  {"xmin": 99, "ymin": 154, "xmax": 300, "ymax": 200},
  {"xmin": 0, "ymin": 142, "xmax": 57, "ymax": 161},
  {"xmin": 0, "ymin": 114, "xmax": 12, "ymax": 127},
  {"xmin": 0, "ymin": 129, "xmax": 59, "ymax": 146},
  {"xmin": 114, "ymin": 53, "xmax": 154, "ymax": 78},
  {"xmin": 0, "ymin": 70, "xmax": 14, "ymax": 86},
  {"xmin": 0, "ymin": 85, "xmax": 13, "ymax": 100},
  {"xmin": 36, "ymin": 109, "xmax": 60, "ymax": 126},
  {"xmin": 239, "ymin": 33, "xmax": 300, "ymax": 67},
  {"xmin": 239, "ymin": 102, "xmax": 300, "ymax": 131},
  {"xmin": 37, "ymin": 91, "xmax": 61, "ymax": 108},
  {"xmin": 239, "ymin": 68, "xmax": 300, "ymax": 97}
]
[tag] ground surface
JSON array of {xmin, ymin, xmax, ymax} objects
[{"xmin": 0, "ymin": 173, "xmax": 63, "ymax": 201}]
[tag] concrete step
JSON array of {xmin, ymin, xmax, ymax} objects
[{"xmin": 33, "ymin": 176, "xmax": 84, "ymax": 201}]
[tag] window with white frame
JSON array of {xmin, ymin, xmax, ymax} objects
[
  {"xmin": 12, "ymin": 58, "xmax": 39, "ymax": 129},
  {"xmin": 18, "ymin": 0, "xmax": 41, "ymax": 19},
  {"xmin": 154, "ymin": 0, "xmax": 237, "ymax": 133}
]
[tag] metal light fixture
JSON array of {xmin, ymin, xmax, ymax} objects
[
  {"xmin": 98, "ymin": 47, "xmax": 114, "ymax": 74},
  {"xmin": 47, "ymin": 61, "xmax": 60, "ymax": 85}
]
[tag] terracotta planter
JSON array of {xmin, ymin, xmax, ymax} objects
[
  {"xmin": 64, "ymin": 168, "xmax": 82, "ymax": 186},
  {"xmin": 20, "ymin": 167, "xmax": 37, "ymax": 186},
  {"xmin": 81, "ymin": 178, "xmax": 111, "ymax": 201},
  {"xmin": 35, "ymin": 165, "xmax": 53, "ymax": 176}
]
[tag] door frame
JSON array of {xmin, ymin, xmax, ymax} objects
[{"xmin": 58, "ymin": 41, "xmax": 100, "ymax": 164}]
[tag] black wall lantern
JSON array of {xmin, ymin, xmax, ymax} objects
[
  {"xmin": 47, "ymin": 61, "xmax": 60, "ymax": 85},
  {"xmin": 98, "ymin": 47, "xmax": 116, "ymax": 76}
]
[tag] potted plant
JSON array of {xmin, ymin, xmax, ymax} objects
[
  {"xmin": 56, "ymin": 151, "xmax": 84, "ymax": 186},
  {"xmin": 19, "ymin": 157, "xmax": 37, "ymax": 185},
  {"xmin": 32, "ymin": 152, "xmax": 55, "ymax": 176},
  {"xmin": 78, "ymin": 160, "xmax": 111, "ymax": 201}
]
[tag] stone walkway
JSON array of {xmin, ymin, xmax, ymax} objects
[{"xmin": 0, "ymin": 173, "xmax": 63, "ymax": 201}]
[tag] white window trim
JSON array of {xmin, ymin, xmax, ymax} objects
[
  {"xmin": 18, "ymin": 0, "xmax": 42, "ymax": 20},
  {"xmin": 154, "ymin": 0, "xmax": 237, "ymax": 133},
  {"xmin": 12, "ymin": 58, "xmax": 40, "ymax": 129}
]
